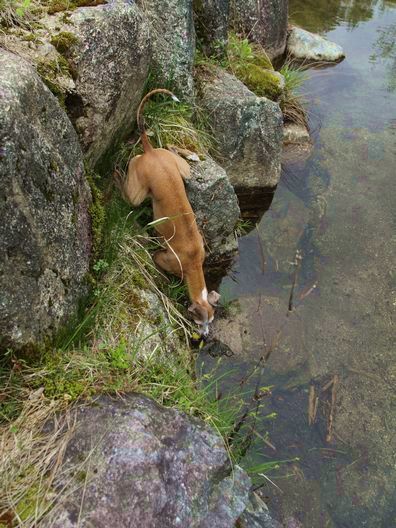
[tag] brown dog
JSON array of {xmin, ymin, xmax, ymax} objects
[{"xmin": 116, "ymin": 89, "xmax": 219, "ymax": 335}]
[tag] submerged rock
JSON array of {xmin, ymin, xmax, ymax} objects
[
  {"xmin": 287, "ymin": 27, "xmax": 345, "ymax": 63},
  {"xmin": 197, "ymin": 67, "xmax": 283, "ymax": 189},
  {"xmin": 136, "ymin": 0, "xmax": 195, "ymax": 99},
  {"xmin": 41, "ymin": 394, "xmax": 251, "ymax": 528},
  {"xmin": 186, "ymin": 157, "xmax": 240, "ymax": 264},
  {"xmin": 230, "ymin": 0, "xmax": 288, "ymax": 59},
  {"xmin": 0, "ymin": 51, "xmax": 91, "ymax": 351}
]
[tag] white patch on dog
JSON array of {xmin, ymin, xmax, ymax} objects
[{"xmin": 201, "ymin": 288, "xmax": 208, "ymax": 302}]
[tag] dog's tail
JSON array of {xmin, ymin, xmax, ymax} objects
[{"xmin": 137, "ymin": 88, "xmax": 180, "ymax": 153}]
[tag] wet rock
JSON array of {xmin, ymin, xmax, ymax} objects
[
  {"xmin": 238, "ymin": 492, "xmax": 283, "ymax": 528},
  {"xmin": 41, "ymin": 394, "xmax": 251, "ymax": 528},
  {"xmin": 230, "ymin": 0, "xmax": 288, "ymax": 59},
  {"xmin": 59, "ymin": 1, "xmax": 151, "ymax": 167},
  {"xmin": 197, "ymin": 67, "xmax": 283, "ymax": 189},
  {"xmin": 0, "ymin": 51, "xmax": 91, "ymax": 351},
  {"xmin": 287, "ymin": 27, "xmax": 345, "ymax": 63},
  {"xmin": 186, "ymin": 157, "xmax": 240, "ymax": 263},
  {"xmin": 136, "ymin": 0, "xmax": 195, "ymax": 99},
  {"xmin": 193, "ymin": 0, "xmax": 229, "ymax": 57},
  {"xmin": 283, "ymin": 123, "xmax": 313, "ymax": 163}
]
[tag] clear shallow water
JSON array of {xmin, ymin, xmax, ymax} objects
[{"xmin": 206, "ymin": 1, "xmax": 396, "ymax": 526}]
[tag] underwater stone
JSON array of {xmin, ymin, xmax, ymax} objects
[
  {"xmin": 287, "ymin": 27, "xmax": 345, "ymax": 63},
  {"xmin": 0, "ymin": 50, "xmax": 91, "ymax": 352},
  {"xmin": 40, "ymin": 394, "xmax": 251, "ymax": 528}
]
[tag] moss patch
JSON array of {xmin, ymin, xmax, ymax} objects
[
  {"xmin": 50, "ymin": 31, "xmax": 78, "ymax": 54},
  {"xmin": 85, "ymin": 169, "xmax": 105, "ymax": 262}
]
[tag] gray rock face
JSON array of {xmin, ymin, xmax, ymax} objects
[
  {"xmin": 41, "ymin": 394, "xmax": 251, "ymax": 528},
  {"xmin": 230, "ymin": 0, "xmax": 288, "ymax": 59},
  {"xmin": 287, "ymin": 27, "xmax": 345, "ymax": 63},
  {"xmin": 197, "ymin": 67, "xmax": 283, "ymax": 189},
  {"xmin": 0, "ymin": 51, "xmax": 91, "ymax": 351},
  {"xmin": 194, "ymin": 0, "xmax": 229, "ymax": 57},
  {"xmin": 62, "ymin": 1, "xmax": 151, "ymax": 167},
  {"xmin": 136, "ymin": 0, "xmax": 195, "ymax": 99},
  {"xmin": 186, "ymin": 157, "xmax": 240, "ymax": 264}
]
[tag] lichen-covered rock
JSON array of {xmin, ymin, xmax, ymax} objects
[
  {"xmin": 41, "ymin": 394, "xmax": 251, "ymax": 528},
  {"xmin": 287, "ymin": 27, "xmax": 345, "ymax": 62},
  {"xmin": 193, "ymin": 0, "xmax": 229, "ymax": 57},
  {"xmin": 136, "ymin": 0, "xmax": 195, "ymax": 99},
  {"xmin": 185, "ymin": 157, "xmax": 240, "ymax": 263},
  {"xmin": 59, "ymin": 1, "xmax": 151, "ymax": 167},
  {"xmin": 197, "ymin": 67, "xmax": 283, "ymax": 189},
  {"xmin": 230, "ymin": 0, "xmax": 288, "ymax": 59},
  {"xmin": 0, "ymin": 50, "xmax": 91, "ymax": 351}
]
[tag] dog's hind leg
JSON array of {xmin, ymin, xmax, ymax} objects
[
  {"xmin": 153, "ymin": 250, "xmax": 183, "ymax": 278},
  {"xmin": 168, "ymin": 151, "xmax": 191, "ymax": 180},
  {"xmin": 122, "ymin": 157, "xmax": 149, "ymax": 206}
]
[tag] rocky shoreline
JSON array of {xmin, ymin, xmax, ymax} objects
[{"xmin": 0, "ymin": 0, "xmax": 345, "ymax": 525}]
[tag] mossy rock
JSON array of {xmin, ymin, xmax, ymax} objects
[{"xmin": 234, "ymin": 63, "xmax": 284, "ymax": 100}]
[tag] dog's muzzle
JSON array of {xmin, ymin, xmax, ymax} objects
[{"xmin": 200, "ymin": 321, "xmax": 210, "ymax": 337}]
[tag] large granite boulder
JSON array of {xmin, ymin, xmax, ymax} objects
[
  {"xmin": 186, "ymin": 157, "xmax": 240, "ymax": 264},
  {"xmin": 197, "ymin": 67, "xmax": 283, "ymax": 190},
  {"xmin": 136, "ymin": 0, "xmax": 195, "ymax": 99},
  {"xmin": 53, "ymin": 1, "xmax": 151, "ymax": 167},
  {"xmin": 0, "ymin": 51, "xmax": 91, "ymax": 352},
  {"xmin": 1, "ymin": 0, "xmax": 151, "ymax": 169},
  {"xmin": 193, "ymin": 0, "xmax": 229, "ymax": 57},
  {"xmin": 287, "ymin": 27, "xmax": 345, "ymax": 63},
  {"xmin": 41, "ymin": 394, "xmax": 251, "ymax": 528},
  {"xmin": 230, "ymin": 0, "xmax": 288, "ymax": 59}
]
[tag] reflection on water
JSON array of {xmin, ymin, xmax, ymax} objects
[{"xmin": 208, "ymin": 0, "xmax": 396, "ymax": 526}]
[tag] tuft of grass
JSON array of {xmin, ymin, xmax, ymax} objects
[
  {"xmin": 143, "ymin": 98, "xmax": 214, "ymax": 155},
  {"xmin": 279, "ymin": 59, "xmax": 309, "ymax": 128},
  {"xmin": 0, "ymin": 0, "xmax": 42, "ymax": 28},
  {"xmin": 197, "ymin": 33, "xmax": 284, "ymax": 100}
]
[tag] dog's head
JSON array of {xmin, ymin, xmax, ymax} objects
[{"xmin": 188, "ymin": 290, "xmax": 220, "ymax": 337}]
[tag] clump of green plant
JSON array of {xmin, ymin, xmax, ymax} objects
[
  {"xmin": 50, "ymin": 31, "xmax": 78, "ymax": 54},
  {"xmin": 0, "ymin": 0, "xmax": 42, "ymax": 28},
  {"xmin": 143, "ymin": 98, "xmax": 213, "ymax": 155},
  {"xmin": 279, "ymin": 60, "xmax": 309, "ymax": 127},
  {"xmin": 45, "ymin": 0, "xmax": 106, "ymax": 15},
  {"xmin": 196, "ymin": 33, "xmax": 285, "ymax": 101}
]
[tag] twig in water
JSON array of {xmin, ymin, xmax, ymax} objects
[
  {"xmin": 308, "ymin": 384, "xmax": 318, "ymax": 425},
  {"xmin": 326, "ymin": 375, "xmax": 338, "ymax": 443},
  {"xmin": 288, "ymin": 250, "xmax": 302, "ymax": 313}
]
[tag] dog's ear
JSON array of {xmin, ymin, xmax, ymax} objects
[
  {"xmin": 188, "ymin": 302, "xmax": 208, "ymax": 324},
  {"xmin": 208, "ymin": 290, "xmax": 220, "ymax": 306}
]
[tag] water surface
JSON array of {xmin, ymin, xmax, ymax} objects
[{"xmin": 208, "ymin": 1, "xmax": 396, "ymax": 526}]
